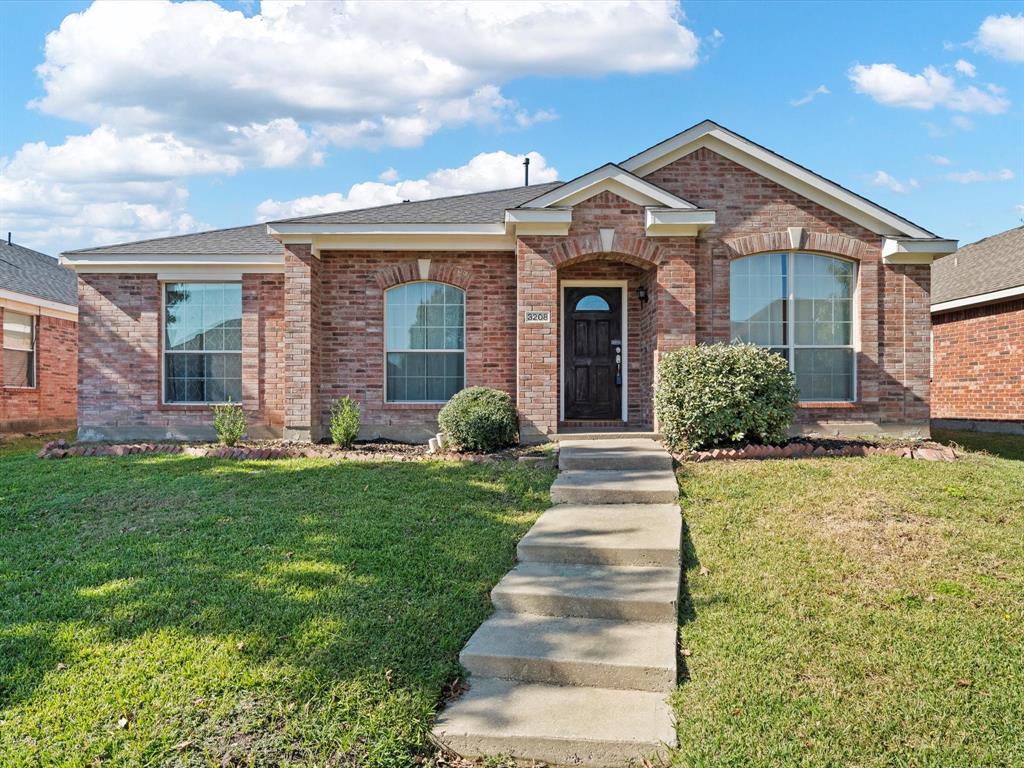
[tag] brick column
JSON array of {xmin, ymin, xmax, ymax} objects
[
  {"xmin": 283, "ymin": 244, "xmax": 322, "ymax": 441},
  {"xmin": 516, "ymin": 238, "xmax": 559, "ymax": 442}
]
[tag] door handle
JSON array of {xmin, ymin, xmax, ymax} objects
[{"xmin": 614, "ymin": 344, "xmax": 622, "ymax": 386}]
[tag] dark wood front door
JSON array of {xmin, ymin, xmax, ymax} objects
[{"xmin": 564, "ymin": 286, "xmax": 622, "ymax": 420}]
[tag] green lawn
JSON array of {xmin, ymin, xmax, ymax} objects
[
  {"xmin": 0, "ymin": 439, "xmax": 554, "ymax": 767},
  {"xmin": 3, "ymin": 431, "xmax": 1022, "ymax": 767},
  {"xmin": 673, "ymin": 433, "xmax": 1024, "ymax": 767}
]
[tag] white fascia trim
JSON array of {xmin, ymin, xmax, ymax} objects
[
  {"xmin": 59, "ymin": 253, "xmax": 285, "ymax": 274},
  {"xmin": 621, "ymin": 123, "xmax": 936, "ymax": 239},
  {"xmin": 520, "ymin": 163, "xmax": 696, "ymax": 210},
  {"xmin": 309, "ymin": 233, "xmax": 515, "ymax": 252},
  {"xmin": 881, "ymin": 237, "xmax": 958, "ymax": 264},
  {"xmin": 645, "ymin": 208, "xmax": 717, "ymax": 237},
  {"xmin": 0, "ymin": 289, "xmax": 78, "ymax": 320},
  {"xmin": 931, "ymin": 284, "xmax": 1024, "ymax": 314},
  {"xmin": 268, "ymin": 222, "xmax": 506, "ymax": 236},
  {"xmin": 505, "ymin": 208, "xmax": 572, "ymax": 236}
]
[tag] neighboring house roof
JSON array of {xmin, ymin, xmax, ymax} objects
[
  {"xmin": 63, "ymin": 223, "xmax": 281, "ymax": 256},
  {"xmin": 275, "ymin": 182, "xmax": 563, "ymax": 225},
  {"xmin": 931, "ymin": 226, "xmax": 1024, "ymax": 312},
  {"xmin": 0, "ymin": 240, "xmax": 78, "ymax": 307}
]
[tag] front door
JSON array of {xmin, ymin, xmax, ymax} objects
[{"xmin": 564, "ymin": 286, "xmax": 622, "ymax": 420}]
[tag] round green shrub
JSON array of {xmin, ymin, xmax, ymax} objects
[
  {"xmin": 438, "ymin": 387, "xmax": 518, "ymax": 452},
  {"xmin": 654, "ymin": 343, "xmax": 798, "ymax": 451}
]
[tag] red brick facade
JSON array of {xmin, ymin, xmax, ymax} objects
[
  {"xmin": 73, "ymin": 146, "xmax": 936, "ymax": 442},
  {"xmin": 0, "ymin": 307, "xmax": 78, "ymax": 433},
  {"xmin": 932, "ymin": 299, "xmax": 1024, "ymax": 424}
]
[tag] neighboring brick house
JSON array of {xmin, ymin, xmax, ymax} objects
[
  {"xmin": 61, "ymin": 120, "xmax": 956, "ymax": 443},
  {"xmin": 931, "ymin": 226, "xmax": 1023, "ymax": 434},
  {"xmin": 1, "ymin": 238, "xmax": 78, "ymax": 433}
]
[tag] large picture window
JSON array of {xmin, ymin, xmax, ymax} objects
[
  {"xmin": 3, "ymin": 311, "xmax": 35, "ymax": 388},
  {"xmin": 730, "ymin": 252, "xmax": 855, "ymax": 401},
  {"xmin": 163, "ymin": 283, "xmax": 242, "ymax": 404},
  {"xmin": 385, "ymin": 281, "xmax": 465, "ymax": 403}
]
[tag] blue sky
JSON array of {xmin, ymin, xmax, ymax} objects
[{"xmin": 1, "ymin": 1, "xmax": 1021, "ymax": 255}]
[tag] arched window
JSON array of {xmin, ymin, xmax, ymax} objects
[
  {"xmin": 385, "ymin": 281, "xmax": 465, "ymax": 403},
  {"xmin": 574, "ymin": 294, "xmax": 611, "ymax": 311},
  {"xmin": 730, "ymin": 252, "xmax": 855, "ymax": 401}
]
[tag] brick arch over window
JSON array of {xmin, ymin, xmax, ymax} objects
[
  {"xmin": 724, "ymin": 230, "xmax": 868, "ymax": 261},
  {"xmin": 372, "ymin": 261, "xmax": 475, "ymax": 291},
  {"xmin": 550, "ymin": 232, "xmax": 665, "ymax": 270}
]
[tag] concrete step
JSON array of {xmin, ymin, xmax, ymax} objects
[
  {"xmin": 433, "ymin": 678, "xmax": 675, "ymax": 767},
  {"xmin": 491, "ymin": 562, "xmax": 679, "ymax": 622},
  {"xmin": 558, "ymin": 439, "xmax": 674, "ymax": 471},
  {"xmin": 461, "ymin": 612, "xmax": 677, "ymax": 692},
  {"xmin": 551, "ymin": 469, "xmax": 679, "ymax": 505},
  {"xmin": 551, "ymin": 431, "xmax": 661, "ymax": 442},
  {"xmin": 517, "ymin": 503, "xmax": 681, "ymax": 567}
]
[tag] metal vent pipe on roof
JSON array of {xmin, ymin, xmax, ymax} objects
[{"xmin": 523, "ymin": 156, "xmax": 530, "ymax": 186}]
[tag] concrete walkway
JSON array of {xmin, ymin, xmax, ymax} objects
[{"xmin": 434, "ymin": 438, "xmax": 681, "ymax": 766}]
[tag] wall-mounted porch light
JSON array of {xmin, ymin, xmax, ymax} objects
[{"xmin": 637, "ymin": 286, "xmax": 649, "ymax": 304}]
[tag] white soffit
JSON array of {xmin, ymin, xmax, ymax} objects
[
  {"xmin": 932, "ymin": 284, "xmax": 1024, "ymax": 314},
  {"xmin": 881, "ymin": 237, "xmax": 958, "ymax": 264},
  {"xmin": 504, "ymin": 208, "xmax": 572, "ymax": 236},
  {"xmin": 59, "ymin": 252, "xmax": 285, "ymax": 274},
  {"xmin": 645, "ymin": 208, "xmax": 716, "ymax": 237},
  {"xmin": 519, "ymin": 163, "xmax": 697, "ymax": 210},
  {"xmin": 0, "ymin": 289, "xmax": 78, "ymax": 321},
  {"xmin": 620, "ymin": 121, "xmax": 938, "ymax": 239}
]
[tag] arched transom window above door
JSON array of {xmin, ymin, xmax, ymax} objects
[
  {"xmin": 574, "ymin": 294, "xmax": 611, "ymax": 311},
  {"xmin": 730, "ymin": 252, "xmax": 856, "ymax": 402}
]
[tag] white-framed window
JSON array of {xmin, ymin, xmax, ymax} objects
[
  {"xmin": 385, "ymin": 281, "xmax": 465, "ymax": 403},
  {"xmin": 730, "ymin": 252, "xmax": 856, "ymax": 402},
  {"xmin": 3, "ymin": 311, "xmax": 36, "ymax": 388},
  {"xmin": 163, "ymin": 282, "xmax": 242, "ymax": 404}
]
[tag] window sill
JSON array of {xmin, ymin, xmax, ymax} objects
[
  {"xmin": 3, "ymin": 385, "xmax": 37, "ymax": 390},
  {"xmin": 159, "ymin": 402, "xmax": 237, "ymax": 411}
]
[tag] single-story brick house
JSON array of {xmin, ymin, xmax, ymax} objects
[
  {"xmin": 61, "ymin": 120, "xmax": 956, "ymax": 443},
  {"xmin": 931, "ymin": 226, "xmax": 1023, "ymax": 434},
  {"xmin": 1, "ymin": 237, "xmax": 78, "ymax": 433}
]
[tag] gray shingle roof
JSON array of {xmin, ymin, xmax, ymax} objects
[
  {"xmin": 271, "ymin": 182, "xmax": 563, "ymax": 225},
  {"xmin": 0, "ymin": 241, "xmax": 77, "ymax": 307},
  {"xmin": 932, "ymin": 226, "xmax": 1024, "ymax": 306},
  {"xmin": 63, "ymin": 223, "xmax": 281, "ymax": 256}
]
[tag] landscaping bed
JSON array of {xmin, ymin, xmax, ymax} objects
[{"xmin": 677, "ymin": 436, "xmax": 958, "ymax": 463}]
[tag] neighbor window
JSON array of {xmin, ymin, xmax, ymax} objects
[
  {"xmin": 385, "ymin": 281, "xmax": 465, "ymax": 402},
  {"xmin": 163, "ymin": 282, "xmax": 242, "ymax": 403},
  {"xmin": 730, "ymin": 252, "xmax": 855, "ymax": 401},
  {"xmin": 3, "ymin": 311, "xmax": 35, "ymax": 388}
]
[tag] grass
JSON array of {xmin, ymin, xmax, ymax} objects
[
  {"xmin": 0, "ymin": 438, "xmax": 554, "ymax": 767},
  {"xmin": 672, "ymin": 433, "xmax": 1024, "ymax": 767}
]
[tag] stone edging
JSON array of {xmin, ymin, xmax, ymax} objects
[{"xmin": 678, "ymin": 441, "xmax": 957, "ymax": 463}]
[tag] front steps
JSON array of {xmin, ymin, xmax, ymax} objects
[{"xmin": 434, "ymin": 439, "xmax": 681, "ymax": 766}]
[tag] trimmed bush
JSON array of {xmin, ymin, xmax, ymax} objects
[
  {"xmin": 438, "ymin": 387, "xmax": 518, "ymax": 452},
  {"xmin": 211, "ymin": 400, "xmax": 246, "ymax": 446},
  {"xmin": 329, "ymin": 396, "xmax": 361, "ymax": 448},
  {"xmin": 654, "ymin": 343, "xmax": 798, "ymax": 451}
]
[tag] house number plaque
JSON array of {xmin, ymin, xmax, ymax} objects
[{"xmin": 524, "ymin": 311, "xmax": 550, "ymax": 323}]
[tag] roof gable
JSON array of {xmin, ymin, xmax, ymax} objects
[
  {"xmin": 517, "ymin": 164, "xmax": 697, "ymax": 210},
  {"xmin": 620, "ymin": 120, "xmax": 936, "ymax": 239}
]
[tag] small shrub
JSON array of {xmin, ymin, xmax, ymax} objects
[
  {"xmin": 211, "ymin": 400, "xmax": 246, "ymax": 446},
  {"xmin": 654, "ymin": 343, "xmax": 798, "ymax": 451},
  {"xmin": 438, "ymin": 387, "xmax": 518, "ymax": 452},
  {"xmin": 329, "ymin": 396, "xmax": 361, "ymax": 448}
]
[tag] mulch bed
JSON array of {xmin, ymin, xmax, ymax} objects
[
  {"xmin": 36, "ymin": 438, "xmax": 554, "ymax": 465},
  {"xmin": 678, "ymin": 437, "xmax": 957, "ymax": 463}
]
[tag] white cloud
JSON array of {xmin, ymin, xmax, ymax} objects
[
  {"xmin": 256, "ymin": 149, "xmax": 558, "ymax": 220},
  {"xmin": 33, "ymin": 0, "xmax": 698, "ymax": 151},
  {"xmin": 951, "ymin": 115, "xmax": 975, "ymax": 131},
  {"xmin": 378, "ymin": 168, "xmax": 400, "ymax": 183},
  {"xmin": 945, "ymin": 168, "xmax": 1015, "ymax": 184},
  {"xmin": 869, "ymin": 171, "xmax": 919, "ymax": 194},
  {"xmin": 973, "ymin": 14, "xmax": 1024, "ymax": 62},
  {"xmin": 790, "ymin": 84, "xmax": 830, "ymax": 107},
  {"xmin": 954, "ymin": 59, "xmax": 976, "ymax": 77},
  {"xmin": 848, "ymin": 63, "xmax": 1010, "ymax": 113},
  {"xmin": 927, "ymin": 154, "xmax": 953, "ymax": 166}
]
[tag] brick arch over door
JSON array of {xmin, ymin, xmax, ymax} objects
[
  {"xmin": 723, "ymin": 230, "xmax": 869, "ymax": 261},
  {"xmin": 372, "ymin": 261, "xmax": 475, "ymax": 291},
  {"xmin": 550, "ymin": 232, "xmax": 665, "ymax": 270}
]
